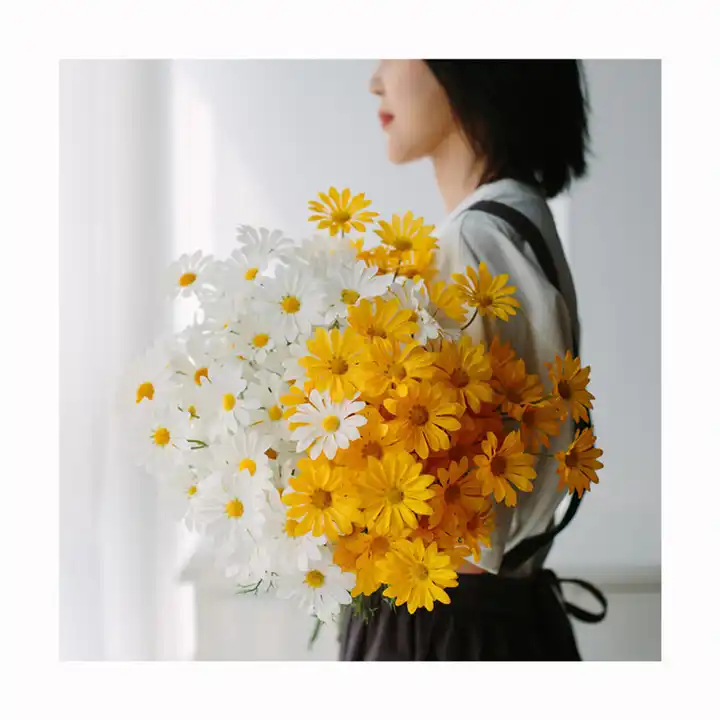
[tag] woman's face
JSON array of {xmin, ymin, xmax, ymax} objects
[{"xmin": 369, "ymin": 60, "xmax": 455, "ymax": 164}]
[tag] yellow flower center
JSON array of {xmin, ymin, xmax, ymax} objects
[
  {"xmin": 179, "ymin": 272, "xmax": 197, "ymax": 287},
  {"xmin": 450, "ymin": 368, "xmax": 470, "ymax": 388},
  {"xmin": 479, "ymin": 295, "xmax": 494, "ymax": 309},
  {"xmin": 187, "ymin": 485, "xmax": 197, "ymax": 497},
  {"xmin": 505, "ymin": 387, "xmax": 524, "ymax": 405},
  {"xmin": 305, "ymin": 569, "xmax": 326, "ymax": 588},
  {"xmin": 409, "ymin": 404, "xmax": 430, "ymax": 426},
  {"xmin": 223, "ymin": 393, "xmax": 237, "ymax": 411},
  {"xmin": 330, "ymin": 357, "xmax": 349, "ymax": 375},
  {"xmin": 370, "ymin": 536, "xmax": 390, "ymax": 555},
  {"xmin": 194, "ymin": 367, "xmax": 209, "ymax": 386},
  {"xmin": 565, "ymin": 450, "xmax": 580, "ymax": 469},
  {"xmin": 311, "ymin": 489, "xmax": 333, "ymax": 509},
  {"xmin": 225, "ymin": 499, "xmax": 244, "ymax": 518},
  {"xmin": 252, "ymin": 333, "xmax": 269, "ymax": 348},
  {"xmin": 366, "ymin": 324, "xmax": 387, "ymax": 339},
  {"xmin": 362, "ymin": 441, "xmax": 383, "ymax": 460},
  {"xmin": 322, "ymin": 415, "xmax": 341, "ymax": 432},
  {"xmin": 389, "ymin": 363, "xmax": 407, "ymax": 381},
  {"xmin": 268, "ymin": 405, "xmax": 283, "ymax": 422},
  {"xmin": 153, "ymin": 427, "xmax": 171, "ymax": 446},
  {"xmin": 490, "ymin": 455, "xmax": 508, "ymax": 477},
  {"xmin": 281, "ymin": 295, "xmax": 301, "ymax": 314},
  {"xmin": 284, "ymin": 518, "xmax": 299, "ymax": 536},
  {"xmin": 238, "ymin": 458, "xmax": 257, "ymax": 476},
  {"xmin": 409, "ymin": 310, "xmax": 419, "ymax": 323},
  {"xmin": 341, "ymin": 289, "xmax": 360, "ymax": 305},
  {"xmin": 136, "ymin": 381, "xmax": 154, "ymax": 403},
  {"xmin": 413, "ymin": 563, "xmax": 430, "ymax": 582},
  {"xmin": 393, "ymin": 236, "xmax": 413, "ymax": 252},
  {"xmin": 332, "ymin": 210, "xmax": 352, "ymax": 224},
  {"xmin": 387, "ymin": 488, "xmax": 405, "ymax": 505},
  {"xmin": 558, "ymin": 380, "xmax": 572, "ymax": 400},
  {"xmin": 445, "ymin": 483, "xmax": 461, "ymax": 504},
  {"xmin": 265, "ymin": 447, "xmax": 278, "ymax": 460},
  {"xmin": 245, "ymin": 267, "xmax": 259, "ymax": 281}
]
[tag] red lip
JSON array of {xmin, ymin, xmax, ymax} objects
[{"xmin": 379, "ymin": 112, "xmax": 394, "ymax": 128}]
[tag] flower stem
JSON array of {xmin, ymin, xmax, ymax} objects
[{"xmin": 460, "ymin": 308, "xmax": 479, "ymax": 331}]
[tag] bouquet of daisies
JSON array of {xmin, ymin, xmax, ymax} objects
[{"xmin": 119, "ymin": 187, "xmax": 603, "ymax": 628}]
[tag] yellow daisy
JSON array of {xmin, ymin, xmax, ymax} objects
[
  {"xmin": 488, "ymin": 336, "xmax": 517, "ymax": 373},
  {"xmin": 358, "ymin": 244, "xmax": 400, "ymax": 276},
  {"xmin": 332, "ymin": 525, "xmax": 366, "ymax": 573},
  {"xmin": 433, "ymin": 336, "xmax": 494, "ymax": 412},
  {"xmin": 383, "ymin": 381, "xmax": 463, "ymax": 459},
  {"xmin": 474, "ymin": 430, "xmax": 537, "ymax": 507},
  {"xmin": 491, "ymin": 357, "xmax": 545, "ymax": 421},
  {"xmin": 308, "ymin": 187, "xmax": 379, "ymax": 236},
  {"xmin": 546, "ymin": 351, "xmax": 595, "ymax": 424},
  {"xmin": 424, "ymin": 279, "xmax": 468, "ymax": 324},
  {"xmin": 395, "ymin": 250, "xmax": 438, "ymax": 285},
  {"xmin": 360, "ymin": 451, "xmax": 435, "ymax": 536},
  {"xmin": 280, "ymin": 382, "xmax": 311, "ymax": 423},
  {"xmin": 347, "ymin": 297, "xmax": 418, "ymax": 344},
  {"xmin": 356, "ymin": 338, "xmax": 435, "ymax": 400},
  {"xmin": 346, "ymin": 528, "xmax": 399, "ymax": 597},
  {"xmin": 519, "ymin": 399, "xmax": 564, "ymax": 452},
  {"xmin": 282, "ymin": 458, "xmax": 360, "ymax": 540},
  {"xmin": 452, "ymin": 262, "xmax": 521, "ymax": 321},
  {"xmin": 377, "ymin": 538, "xmax": 458, "ymax": 614},
  {"xmin": 374, "ymin": 211, "xmax": 438, "ymax": 253},
  {"xmin": 555, "ymin": 428, "xmax": 604, "ymax": 497},
  {"xmin": 458, "ymin": 504, "xmax": 496, "ymax": 563},
  {"xmin": 299, "ymin": 327, "xmax": 367, "ymax": 402},
  {"xmin": 428, "ymin": 457, "xmax": 490, "ymax": 535},
  {"xmin": 334, "ymin": 407, "xmax": 395, "ymax": 471}
]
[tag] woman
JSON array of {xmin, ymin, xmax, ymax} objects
[{"xmin": 338, "ymin": 60, "xmax": 605, "ymax": 661}]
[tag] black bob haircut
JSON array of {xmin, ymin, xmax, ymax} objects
[{"xmin": 424, "ymin": 60, "xmax": 591, "ymax": 199}]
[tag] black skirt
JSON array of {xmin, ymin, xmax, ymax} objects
[{"xmin": 338, "ymin": 569, "xmax": 583, "ymax": 661}]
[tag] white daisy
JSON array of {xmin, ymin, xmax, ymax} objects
[
  {"xmin": 211, "ymin": 428, "xmax": 273, "ymax": 486},
  {"xmin": 235, "ymin": 225, "xmax": 294, "ymax": 266},
  {"xmin": 254, "ymin": 265, "xmax": 326, "ymax": 343},
  {"xmin": 193, "ymin": 362, "xmax": 258, "ymax": 439},
  {"xmin": 158, "ymin": 464, "xmax": 203, "ymax": 529},
  {"xmin": 389, "ymin": 280, "xmax": 444, "ymax": 344},
  {"xmin": 191, "ymin": 469, "xmax": 268, "ymax": 550},
  {"xmin": 199, "ymin": 292, "xmax": 243, "ymax": 336},
  {"xmin": 218, "ymin": 533, "xmax": 274, "ymax": 588},
  {"xmin": 116, "ymin": 334, "xmax": 180, "ymax": 416},
  {"xmin": 290, "ymin": 389, "xmax": 367, "ymax": 460},
  {"xmin": 281, "ymin": 337, "xmax": 310, "ymax": 385},
  {"xmin": 274, "ymin": 547, "xmax": 354, "ymax": 623},
  {"xmin": 165, "ymin": 250, "xmax": 215, "ymax": 300},
  {"xmin": 324, "ymin": 259, "xmax": 394, "ymax": 322},
  {"xmin": 264, "ymin": 489, "xmax": 325, "ymax": 574},
  {"xmin": 233, "ymin": 314, "xmax": 277, "ymax": 365},
  {"xmin": 244, "ymin": 369, "xmax": 293, "ymax": 443},
  {"xmin": 130, "ymin": 408, "xmax": 188, "ymax": 475}
]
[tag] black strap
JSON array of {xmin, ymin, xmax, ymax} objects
[
  {"xmin": 463, "ymin": 198, "xmax": 606, "ymax": 623},
  {"xmin": 557, "ymin": 577, "xmax": 609, "ymax": 624}
]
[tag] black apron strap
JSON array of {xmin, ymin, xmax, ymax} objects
[{"xmin": 463, "ymin": 197, "xmax": 606, "ymax": 623}]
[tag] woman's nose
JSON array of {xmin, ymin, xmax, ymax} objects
[{"xmin": 369, "ymin": 70, "xmax": 383, "ymax": 96}]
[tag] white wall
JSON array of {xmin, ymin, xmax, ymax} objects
[{"xmin": 548, "ymin": 60, "xmax": 661, "ymax": 580}]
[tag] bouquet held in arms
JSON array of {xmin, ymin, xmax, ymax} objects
[{"xmin": 119, "ymin": 187, "xmax": 603, "ymax": 634}]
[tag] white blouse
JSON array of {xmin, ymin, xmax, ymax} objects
[{"xmin": 434, "ymin": 178, "xmax": 577, "ymax": 576}]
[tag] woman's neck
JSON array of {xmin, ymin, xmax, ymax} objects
[{"xmin": 430, "ymin": 130, "xmax": 489, "ymax": 216}]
